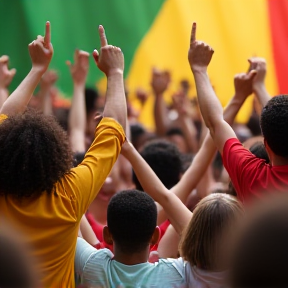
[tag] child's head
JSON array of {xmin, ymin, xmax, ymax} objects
[
  {"xmin": 105, "ymin": 189, "xmax": 159, "ymax": 254},
  {"xmin": 180, "ymin": 193, "xmax": 244, "ymax": 271},
  {"xmin": 0, "ymin": 109, "xmax": 73, "ymax": 198}
]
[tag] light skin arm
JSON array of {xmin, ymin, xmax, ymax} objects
[
  {"xmin": 0, "ymin": 22, "xmax": 53, "ymax": 115},
  {"xmin": 249, "ymin": 57, "xmax": 271, "ymax": 108},
  {"xmin": 151, "ymin": 68, "xmax": 171, "ymax": 136},
  {"xmin": 0, "ymin": 55, "xmax": 16, "ymax": 109},
  {"xmin": 79, "ymin": 215, "xmax": 100, "ymax": 246},
  {"xmin": 158, "ymin": 224, "xmax": 180, "ymax": 258},
  {"xmin": 67, "ymin": 50, "xmax": 89, "ymax": 153},
  {"xmin": 188, "ymin": 23, "xmax": 256, "ymax": 154},
  {"xmin": 156, "ymin": 72, "xmax": 256, "ymax": 224},
  {"xmin": 38, "ymin": 70, "xmax": 58, "ymax": 115},
  {"xmin": 93, "ymin": 25, "xmax": 126, "ymax": 130},
  {"xmin": 121, "ymin": 141, "xmax": 192, "ymax": 235}
]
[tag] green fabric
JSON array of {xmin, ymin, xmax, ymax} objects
[{"xmin": 0, "ymin": 0, "xmax": 165, "ymax": 95}]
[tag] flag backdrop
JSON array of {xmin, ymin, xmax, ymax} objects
[{"xmin": 0, "ymin": 0, "xmax": 287, "ymax": 129}]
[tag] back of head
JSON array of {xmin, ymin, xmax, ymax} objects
[
  {"xmin": 0, "ymin": 109, "xmax": 73, "ymax": 198},
  {"xmin": 133, "ymin": 140, "xmax": 182, "ymax": 190},
  {"xmin": 180, "ymin": 193, "xmax": 243, "ymax": 271},
  {"xmin": 107, "ymin": 189, "xmax": 157, "ymax": 254},
  {"xmin": 230, "ymin": 193, "xmax": 288, "ymax": 287},
  {"xmin": 261, "ymin": 95, "xmax": 288, "ymax": 158},
  {"xmin": 85, "ymin": 87, "xmax": 99, "ymax": 115}
]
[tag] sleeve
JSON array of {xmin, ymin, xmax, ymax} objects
[
  {"xmin": 222, "ymin": 138, "xmax": 267, "ymax": 201},
  {"xmin": 75, "ymin": 238, "xmax": 98, "ymax": 279},
  {"xmin": 60, "ymin": 117, "xmax": 125, "ymax": 218}
]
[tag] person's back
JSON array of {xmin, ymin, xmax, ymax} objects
[{"xmin": 75, "ymin": 190, "xmax": 186, "ymax": 288}]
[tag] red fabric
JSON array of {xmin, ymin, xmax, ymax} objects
[
  {"xmin": 222, "ymin": 138, "xmax": 288, "ymax": 203},
  {"xmin": 267, "ymin": 0, "xmax": 288, "ymax": 94},
  {"xmin": 86, "ymin": 212, "xmax": 170, "ymax": 252}
]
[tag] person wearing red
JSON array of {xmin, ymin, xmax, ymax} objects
[{"xmin": 188, "ymin": 22, "xmax": 288, "ymax": 203}]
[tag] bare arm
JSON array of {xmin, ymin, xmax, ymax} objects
[
  {"xmin": 249, "ymin": 57, "xmax": 271, "ymax": 108},
  {"xmin": 1, "ymin": 22, "xmax": 53, "ymax": 116},
  {"xmin": 188, "ymin": 23, "xmax": 256, "ymax": 153},
  {"xmin": 121, "ymin": 141, "xmax": 192, "ymax": 235},
  {"xmin": 93, "ymin": 25, "xmax": 126, "ymax": 131},
  {"xmin": 0, "ymin": 55, "xmax": 16, "ymax": 109},
  {"xmin": 156, "ymin": 72, "xmax": 256, "ymax": 223},
  {"xmin": 38, "ymin": 70, "xmax": 58, "ymax": 115},
  {"xmin": 151, "ymin": 68, "xmax": 171, "ymax": 136},
  {"xmin": 79, "ymin": 215, "xmax": 100, "ymax": 246},
  {"xmin": 158, "ymin": 224, "xmax": 180, "ymax": 258},
  {"xmin": 67, "ymin": 50, "xmax": 89, "ymax": 153}
]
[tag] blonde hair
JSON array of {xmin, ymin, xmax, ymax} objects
[{"xmin": 179, "ymin": 193, "xmax": 244, "ymax": 271}]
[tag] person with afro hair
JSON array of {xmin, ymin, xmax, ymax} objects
[
  {"xmin": 188, "ymin": 24, "xmax": 288, "ymax": 203},
  {"xmin": 0, "ymin": 23, "xmax": 126, "ymax": 288}
]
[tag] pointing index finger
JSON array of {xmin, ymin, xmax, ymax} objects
[
  {"xmin": 44, "ymin": 21, "xmax": 51, "ymax": 48},
  {"xmin": 190, "ymin": 22, "xmax": 197, "ymax": 45},
  {"xmin": 99, "ymin": 25, "xmax": 108, "ymax": 47}
]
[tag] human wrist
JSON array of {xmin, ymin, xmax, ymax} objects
[
  {"xmin": 191, "ymin": 66, "xmax": 208, "ymax": 74},
  {"xmin": 106, "ymin": 68, "xmax": 123, "ymax": 77},
  {"xmin": 253, "ymin": 82, "xmax": 265, "ymax": 93},
  {"xmin": 31, "ymin": 66, "xmax": 46, "ymax": 77}
]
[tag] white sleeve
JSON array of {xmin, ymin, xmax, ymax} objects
[
  {"xmin": 75, "ymin": 237, "xmax": 98, "ymax": 276},
  {"xmin": 167, "ymin": 257, "xmax": 186, "ymax": 278}
]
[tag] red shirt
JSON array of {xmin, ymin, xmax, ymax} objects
[
  {"xmin": 222, "ymin": 138, "xmax": 288, "ymax": 202},
  {"xmin": 86, "ymin": 212, "xmax": 170, "ymax": 252}
]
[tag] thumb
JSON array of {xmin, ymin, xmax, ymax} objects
[
  {"xmin": 65, "ymin": 60, "xmax": 72, "ymax": 68},
  {"xmin": 248, "ymin": 69, "xmax": 257, "ymax": 80},
  {"xmin": 9, "ymin": 68, "xmax": 16, "ymax": 77},
  {"xmin": 92, "ymin": 49, "xmax": 99, "ymax": 65}
]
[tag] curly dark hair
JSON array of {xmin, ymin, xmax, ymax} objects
[
  {"xmin": 0, "ymin": 109, "xmax": 73, "ymax": 198},
  {"xmin": 261, "ymin": 95, "xmax": 288, "ymax": 158},
  {"xmin": 107, "ymin": 189, "xmax": 157, "ymax": 254}
]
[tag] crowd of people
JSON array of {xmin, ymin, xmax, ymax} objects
[{"xmin": 1, "ymin": 20, "xmax": 288, "ymax": 288}]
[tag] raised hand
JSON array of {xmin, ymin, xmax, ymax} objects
[
  {"xmin": 40, "ymin": 70, "xmax": 58, "ymax": 90},
  {"xmin": 188, "ymin": 22, "xmax": 214, "ymax": 72},
  {"xmin": 0, "ymin": 55, "xmax": 16, "ymax": 89},
  {"xmin": 66, "ymin": 50, "xmax": 89, "ymax": 85},
  {"xmin": 28, "ymin": 21, "xmax": 53, "ymax": 73},
  {"xmin": 234, "ymin": 70, "xmax": 257, "ymax": 100},
  {"xmin": 93, "ymin": 25, "xmax": 124, "ymax": 76},
  {"xmin": 135, "ymin": 88, "xmax": 149, "ymax": 106},
  {"xmin": 248, "ymin": 57, "xmax": 266, "ymax": 89},
  {"xmin": 150, "ymin": 68, "xmax": 171, "ymax": 96}
]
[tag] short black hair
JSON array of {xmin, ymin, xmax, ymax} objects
[
  {"xmin": 165, "ymin": 127, "xmax": 184, "ymax": 137},
  {"xmin": 261, "ymin": 95, "xmax": 288, "ymax": 158},
  {"xmin": 0, "ymin": 109, "xmax": 73, "ymax": 198},
  {"xmin": 107, "ymin": 189, "xmax": 157, "ymax": 254},
  {"xmin": 249, "ymin": 142, "xmax": 269, "ymax": 164},
  {"xmin": 133, "ymin": 140, "xmax": 182, "ymax": 190},
  {"xmin": 85, "ymin": 87, "xmax": 99, "ymax": 115}
]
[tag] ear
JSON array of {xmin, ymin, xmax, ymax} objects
[
  {"xmin": 150, "ymin": 226, "xmax": 160, "ymax": 246},
  {"xmin": 264, "ymin": 139, "xmax": 273, "ymax": 161},
  {"xmin": 103, "ymin": 226, "xmax": 113, "ymax": 245}
]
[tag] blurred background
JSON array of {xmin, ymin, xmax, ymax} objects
[{"xmin": 0, "ymin": 0, "xmax": 287, "ymax": 129}]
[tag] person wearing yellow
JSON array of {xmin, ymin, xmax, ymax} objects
[{"xmin": 0, "ymin": 22, "xmax": 127, "ymax": 288}]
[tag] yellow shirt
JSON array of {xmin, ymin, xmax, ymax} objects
[{"xmin": 0, "ymin": 117, "xmax": 125, "ymax": 288}]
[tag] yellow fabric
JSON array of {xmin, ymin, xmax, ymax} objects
[
  {"xmin": 0, "ymin": 114, "xmax": 8, "ymax": 123},
  {"xmin": 118, "ymin": 0, "xmax": 278, "ymax": 130},
  {"xmin": 0, "ymin": 117, "xmax": 125, "ymax": 288}
]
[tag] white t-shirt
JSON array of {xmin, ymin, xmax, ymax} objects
[
  {"xmin": 170, "ymin": 257, "xmax": 227, "ymax": 288},
  {"xmin": 75, "ymin": 238, "xmax": 187, "ymax": 288}
]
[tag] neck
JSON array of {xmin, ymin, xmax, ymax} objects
[
  {"xmin": 271, "ymin": 155, "xmax": 288, "ymax": 166},
  {"xmin": 113, "ymin": 245, "xmax": 150, "ymax": 265},
  {"xmin": 89, "ymin": 199, "xmax": 108, "ymax": 225}
]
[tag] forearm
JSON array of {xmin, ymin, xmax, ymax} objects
[
  {"xmin": 123, "ymin": 143, "xmax": 192, "ymax": 234},
  {"xmin": 0, "ymin": 68, "xmax": 43, "ymax": 115},
  {"xmin": 158, "ymin": 224, "xmax": 180, "ymax": 258},
  {"xmin": 179, "ymin": 115, "xmax": 198, "ymax": 153},
  {"xmin": 38, "ymin": 87, "xmax": 53, "ymax": 115},
  {"xmin": 253, "ymin": 83, "xmax": 271, "ymax": 108},
  {"xmin": 0, "ymin": 88, "xmax": 9, "ymax": 110},
  {"xmin": 80, "ymin": 215, "xmax": 100, "ymax": 246},
  {"xmin": 153, "ymin": 94, "xmax": 170, "ymax": 136},
  {"xmin": 193, "ymin": 70, "xmax": 223, "ymax": 133},
  {"xmin": 69, "ymin": 83, "xmax": 86, "ymax": 152}
]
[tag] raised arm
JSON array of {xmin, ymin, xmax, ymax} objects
[
  {"xmin": 151, "ymin": 68, "xmax": 171, "ymax": 136},
  {"xmin": 0, "ymin": 22, "xmax": 53, "ymax": 116},
  {"xmin": 38, "ymin": 70, "xmax": 58, "ymax": 115},
  {"xmin": 249, "ymin": 57, "xmax": 271, "ymax": 108},
  {"xmin": 0, "ymin": 55, "xmax": 16, "ymax": 109},
  {"xmin": 93, "ymin": 25, "xmax": 126, "ymax": 130},
  {"xmin": 188, "ymin": 23, "xmax": 256, "ymax": 153},
  {"xmin": 67, "ymin": 50, "xmax": 90, "ymax": 153},
  {"xmin": 121, "ymin": 141, "xmax": 192, "ymax": 235}
]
